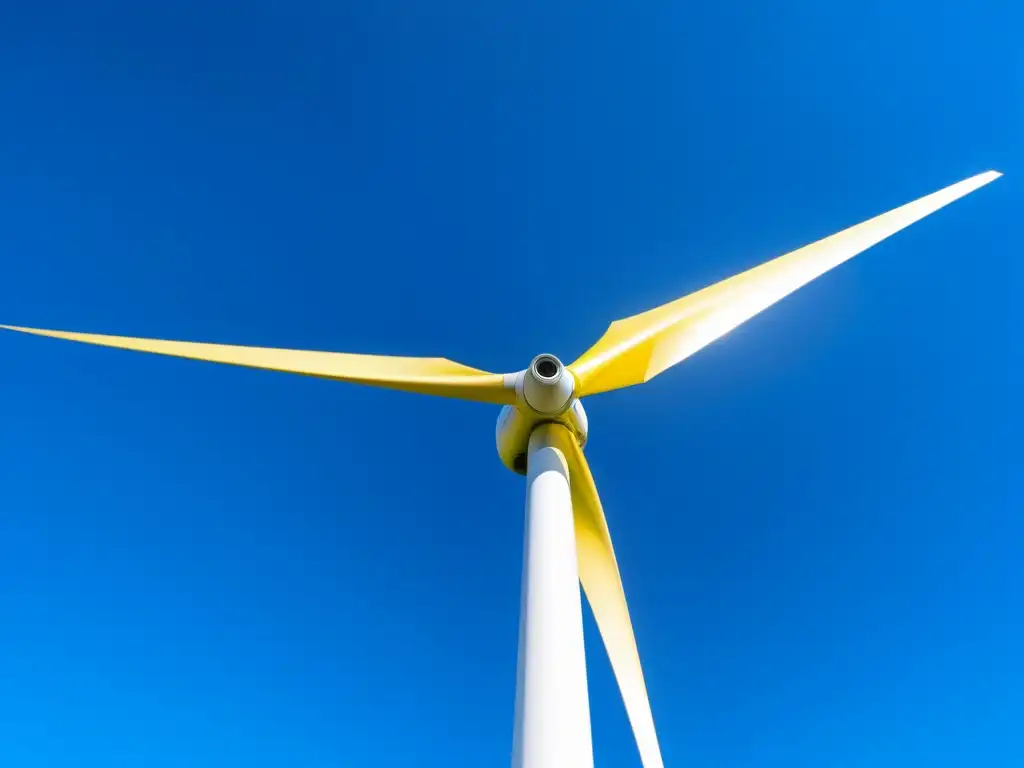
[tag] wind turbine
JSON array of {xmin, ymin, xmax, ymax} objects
[{"xmin": 3, "ymin": 170, "xmax": 1000, "ymax": 767}]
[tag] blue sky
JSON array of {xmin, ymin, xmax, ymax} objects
[{"xmin": 0, "ymin": 1, "xmax": 1020, "ymax": 766}]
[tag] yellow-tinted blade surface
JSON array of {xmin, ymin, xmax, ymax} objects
[
  {"xmin": 553, "ymin": 429, "xmax": 663, "ymax": 768},
  {"xmin": 0, "ymin": 325, "xmax": 515, "ymax": 404},
  {"xmin": 570, "ymin": 170, "xmax": 1002, "ymax": 396}
]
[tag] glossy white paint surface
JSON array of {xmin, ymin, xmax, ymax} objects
[{"xmin": 511, "ymin": 426, "xmax": 593, "ymax": 768}]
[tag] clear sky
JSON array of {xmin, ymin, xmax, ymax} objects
[{"xmin": 0, "ymin": 2, "xmax": 1020, "ymax": 766}]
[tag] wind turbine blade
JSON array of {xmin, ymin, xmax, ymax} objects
[
  {"xmin": 569, "ymin": 170, "xmax": 1002, "ymax": 396},
  {"xmin": 0, "ymin": 325, "xmax": 515, "ymax": 404},
  {"xmin": 551, "ymin": 428, "xmax": 663, "ymax": 768}
]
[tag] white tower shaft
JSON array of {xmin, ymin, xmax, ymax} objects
[{"xmin": 511, "ymin": 424, "xmax": 593, "ymax": 768}]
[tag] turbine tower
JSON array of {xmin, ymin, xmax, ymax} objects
[{"xmin": 3, "ymin": 171, "xmax": 1001, "ymax": 767}]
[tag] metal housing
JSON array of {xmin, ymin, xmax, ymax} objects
[{"xmin": 495, "ymin": 354, "xmax": 588, "ymax": 475}]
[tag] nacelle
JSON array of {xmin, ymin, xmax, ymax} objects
[{"xmin": 495, "ymin": 354, "xmax": 589, "ymax": 474}]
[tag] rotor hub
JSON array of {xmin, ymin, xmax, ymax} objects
[
  {"xmin": 495, "ymin": 354, "xmax": 588, "ymax": 475},
  {"xmin": 521, "ymin": 354, "xmax": 575, "ymax": 415}
]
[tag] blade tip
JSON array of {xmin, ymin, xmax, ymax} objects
[
  {"xmin": 2, "ymin": 325, "xmax": 43, "ymax": 333},
  {"xmin": 953, "ymin": 170, "xmax": 1003, "ymax": 196}
]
